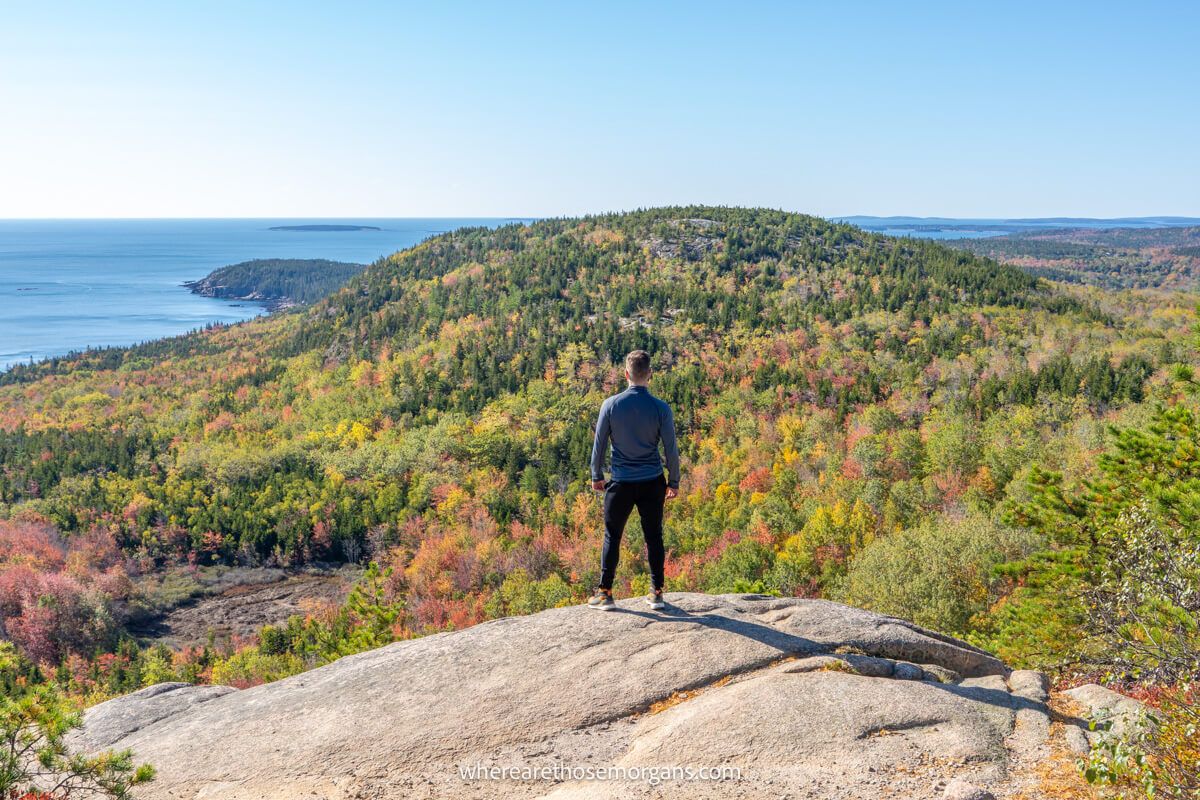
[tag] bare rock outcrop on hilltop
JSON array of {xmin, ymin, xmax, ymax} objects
[{"xmin": 76, "ymin": 593, "xmax": 1096, "ymax": 799}]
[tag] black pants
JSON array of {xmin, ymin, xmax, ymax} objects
[{"xmin": 600, "ymin": 475, "xmax": 666, "ymax": 591}]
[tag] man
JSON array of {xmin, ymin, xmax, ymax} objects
[{"xmin": 587, "ymin": 350, "xmax": 680, "ymax": 611}]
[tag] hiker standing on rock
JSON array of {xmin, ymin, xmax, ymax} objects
[{"xmin": 587, "ymin": 350, "xmax": 680, "ymax": 611}]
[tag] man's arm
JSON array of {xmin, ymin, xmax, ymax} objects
[
  {"xmin": 661, "ymin": 403, "xmax": 680, "ymax": 492},
  {"xmin": 590, "ymin": 401, "xmax": 610, "ymax": 488}
]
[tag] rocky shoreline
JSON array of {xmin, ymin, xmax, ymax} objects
[
  {"xmin": 182, "ymin": 257, "xmax": 365, "ymax": 311},
  {"xmin": 181, "ymin": 276, "xmax": 296, "ymax": 311}
]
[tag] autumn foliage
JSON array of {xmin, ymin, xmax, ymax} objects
[{"xmin": 0, "ymin": 208, "xmax": 1194, "ymax": 734}]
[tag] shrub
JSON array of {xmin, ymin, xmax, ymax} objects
[
  {"xmin": 483, "ymin": 569, "xmax": 573, "ymax": 618},
  {"xmin": 703, "ymin": 538, "xmax": 774, "ymax": 594},
  {"xmin": 836, "ymin": 512, "xmax": 1040, "ymax": 635},
  {"xmin": 1082, "ymin": 685, "xmax": 1199, "ymax": 799},
  {"xmin": 1086, "ymin": 504, "xmax": 1199, "ymax": 684}
]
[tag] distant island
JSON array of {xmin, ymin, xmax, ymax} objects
[
  {"xmin": 183, "ymin": 258, "xmax": 366, "ymax": 311},
  {"xmin": 268, "ymin": 224, "xmax": 382, "ymax": 232}
]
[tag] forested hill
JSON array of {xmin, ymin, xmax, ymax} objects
[
  {"xmin": 0, "ymin": 206, "xmax": 1186, "ymax": 670},
  {"xmin": 1, "ymin": 207, "xmax": 1076, "ymax": 391},
  {"xmin": 278, "ymin": 207, "xmax": 1083, "ymax": 412},
  {"xmin": 183, "ymin": 258, "xmax": 365, "ymax": 310}
]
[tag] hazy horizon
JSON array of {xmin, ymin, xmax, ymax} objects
[{"xmin": 2, "ymin": 213, "xmax": 1199, "ymax": 222}]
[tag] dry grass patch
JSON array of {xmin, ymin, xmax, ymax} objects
[
  {"xmin": 1009, "ymin": 694, "xmax": 1100, "ymax": 800},
  {"xmin": 647, "ymin": 676, "xmax": 731, "ymax": 714}
]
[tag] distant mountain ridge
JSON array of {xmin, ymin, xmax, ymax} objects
[{"xmin": 838, "ymin": 215, "xmax": 1200, "ymax": 231}]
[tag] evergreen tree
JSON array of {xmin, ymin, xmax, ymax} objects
[{"xmin": 0, "ymin": 643, "xmax": 155, "ymax": 798}]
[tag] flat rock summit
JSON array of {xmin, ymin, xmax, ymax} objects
[{"xmin": 76, "ymin": 593, "xmax": 1118, "ymax": 799}]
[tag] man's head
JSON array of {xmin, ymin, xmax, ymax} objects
[{"xmin": 625, "ymin": 350, "xmax": 652, "ymax": 385}]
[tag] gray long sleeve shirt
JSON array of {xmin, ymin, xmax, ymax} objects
[{"xmin": 590, "ymin": 385, "xmax": 680, "ymax": 488}]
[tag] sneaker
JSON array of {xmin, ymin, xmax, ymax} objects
[
  {"xmin": 587, "ymin": 588, "xmax": 615, "ymax": 611},
  {"xmin": 645, "ymin": 589, "xmax": 665, "ymax": 610}
]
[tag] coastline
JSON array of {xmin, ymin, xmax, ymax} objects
[{"xmin": 180, "ymin": 278, "xmax": 295, "ymax": 312}]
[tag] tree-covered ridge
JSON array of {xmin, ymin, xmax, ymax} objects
[
  {"xmin": 183, "ymin": 258, "xmax": 366, "ymax": 309},
  {"xmin": 946, "ymin": 225, "xmax": 1200, "ymax": 290},
  {"xmin": 280, "ymin": 208, "xmax": 1083, "ymax": 412},
  {"xmin": 0, "ymin": 206, "xmax": 1193, "ymax": 686}
]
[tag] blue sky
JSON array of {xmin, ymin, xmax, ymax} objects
[{"xmin": 1, "ymin": 1, "xmax": 1197, "ymax": 218}]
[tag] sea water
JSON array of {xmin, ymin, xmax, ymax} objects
[{"xmin": 0, "ymin": 218, "xmax": 521, "ymax": 371}]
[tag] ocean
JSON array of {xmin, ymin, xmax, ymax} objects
[{"xmin": 0, "ymin": 219, "xmax": 522, "ymax": 371}]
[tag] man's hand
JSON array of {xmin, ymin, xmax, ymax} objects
[
  {"xmin": 665, "ymin": 487, "xmax": 678, "ymax": 500},
  {"xmin": 592, "ymin": 479, "xmax": 606, "ymax": 492}
]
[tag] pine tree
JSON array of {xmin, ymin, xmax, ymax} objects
[
  {"xmin": 337, "ymin": 562, "xmax": 404, "ymax": 654},
  {"xmin": 0, "ymin": 642, "xmax": 155, "ymax": 798}
]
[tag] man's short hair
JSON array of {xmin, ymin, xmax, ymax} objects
[{"xmin": 625, "ymin": 350, "xmax": 652, "ymax": 381}]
